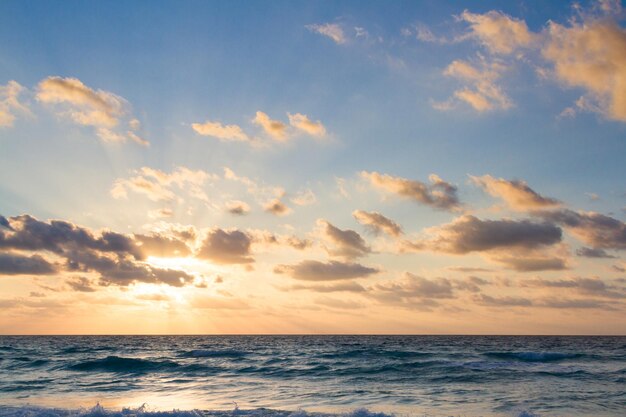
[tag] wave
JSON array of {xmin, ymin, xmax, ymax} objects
[
  {"xmin": 0, "ymin": 404, "xmax": 540, "ymax": 417},
  {"xmin": 483, "ymin": 351, "xmax": 583, "ymax": 362},
  {"xmin": 181, "ymin": 349, "xmax": 248, "ymax": 358},
  {"xmin": 67, "ymin": 356, "xmax": 181, "ymax": 373},
  {"xmin": 61, "ymin": 346, "xmax": 115, "ymax": 354},
  {"xmin": 0, "ymin": 346, "xmax": 17, "ymax": 352},
  {"xmin": 317, "ymin": 349, "xmax": 432, "ymax": 360}
]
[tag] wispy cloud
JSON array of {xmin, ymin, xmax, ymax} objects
[
  {"xmin": 361, "ymin": 171, "xmax": 461, "ymax": 211},
  {"xmin": 111, "ymin": 166, "xmax": 212, "ymax": 202},
  {"xmin": 306, "ymin": 23, "xmax": 347, "ymax": 44},
  {"xmin": 435, "ymin": 58, "xmax": 512, "ymax": 112},
  {"xmin": 36, "ymin": 76, "xmax": 148, "ymax": 145},
  {"xmin": 0, "ymin": 80, "xmax": 30, "ymax": 127},
  {"xmin": 192, "ymin": 119, "xmax": 250, "ymax": 142},
  {"xmin": 470, "ymin": 175, "xmax": 561, "ymax": 211},
  {"xmin": 353, "ymin": 210, "xmax": 403, "ymax": 237}
]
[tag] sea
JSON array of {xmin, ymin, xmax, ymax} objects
[{"xmin": 0, "ymin": 336, "xmax": 624, "ymax": 417}]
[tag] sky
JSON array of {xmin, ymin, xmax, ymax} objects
[{"xmin": 0, "ymin": 0, "xmax": 625, "ymax": 335}]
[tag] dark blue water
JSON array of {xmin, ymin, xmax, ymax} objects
[{"xmin": 0, "ymin": 336, "xmax": 624, "ymax": 416}]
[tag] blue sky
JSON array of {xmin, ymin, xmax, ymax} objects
[{"xmin": 0, "ymin": 0, "xmax": 625, "ymax": 334}]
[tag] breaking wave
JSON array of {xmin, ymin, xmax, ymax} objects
[{"xmin": 0, "ymin": 404, "xmax": 541, "ymax": 417}]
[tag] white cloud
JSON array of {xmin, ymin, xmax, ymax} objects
[
  {"xmin": 192, "ymin": 119, "xmax": 250, "ymax": 142},
  {"xmin": 438, "ymin": 58, "xmax": 512, "ymax": 112},
  {"xmin": 470, "ymin": 175, "xmax": 561, "ymax": 211},
  {"xmin": 0, "ymin": 80, "xmax": 29, "ymax": 128},
  {"xmin": 361, "ymin": 171, "xmax": 461, "ymax": 211},
  {"xmin": 253, "ymin": 111, "xmax": 287, "ymax": 141},
  {"xmin": 111, "ymin": 166, "xmax": 212, "ymax": 202},
  {"xmin": 542, "ymin": 17, "xmax": 626, "ymax": 121},
  {"xmin": 306, "ymin": 23, "xmax": 347, "ymax": 44},
  {"xmin": 460, "ymin": 10, "xmax": 536, "ymax": 55},
  {"xmin": 291, "ymin": 189, "xmax": 317, "ymax": 206},
  {"xmin": 36, "ymin": 76, "xmax": 148, "ymax": 145},
  {"xmin": 288, "ymin": 113, "xmax": 327, "ymax": 137}
]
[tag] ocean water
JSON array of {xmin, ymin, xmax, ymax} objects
[{"xmin": 0, "ymin": 336, "xmax": 624, "ymax": 417}]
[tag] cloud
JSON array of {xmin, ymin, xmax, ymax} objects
[
  {"xmin": 537, "ymin": 209, "xmax": 626, "ymax": 250},
  {"xmin": 473, "ymin": 293, "xmax": 532, "ymax": 307},
  {"xmin": 224, "ymin": 167, "xmax": 285, "ymax": 202},
  {"xmin": 522, "ymin": 277, "xmax": 625, "ymax": 299},
  {"xmin": 460, "ymin": 10, "xmax": 536, "ymax": 55},
  {"xmin": 288, "ymin": 113, "xmax": 327, "ymax": 137},
  {"xmin": 0, "ymin": 214, "xmax": 141, "ymax": 258},
  {"xmin": 315, "ymin": 297, "xmax": 364, "ymax": 310},
  {"xmin": 454, "ymin": 276, "xmax": 489, "ymax": 292},
  {"xmin": 36, "ymin": 76, "xmax": 147, "ymax": 145},
  {"xmin": 111, "ymin": 166, "xmax": 211, "ymax": 202},
  {"xmin": 306, "ymin": 23, "xmax": 346, "ymax": 44},
  {"xmin": 264, "ymin": 199, "xmax": 291, "ymax": 216},
  {"xmin": 492, "ymin": 256, "xmax": 567, "ymax": 272},
  {"xmin": 134, "ymin": 233, "xmax": 192, "ymax": 258},
  {"xmin": 404, "ymin": 215, "xmax": 562, "ymax": 254},
  {"xmin": 196, "ymin": 229, "xmax": 253, "ymax": 264},
  {"xmin": 353, "ymin": 210, "xmax": 402, "ymax": 237},
  {"xmin": 361, "ymin": 171, "xmax": 461, "ymax": 211},
  {"xmin": 437, "ymin": 58, "xmax": 512, "ymax": 112},
  {"xmin": 0, "ymin": 80, "xmax": 29, "ymax": 127},
  {"xmin": 0, "ymin": 214, "xmax": 195, "ymax": 287},
  {"xmin": 576, "ymin": 247, "xmax": 616, "ymax": 258},
  {"xmin": 274, "ymin": 260, "xmax": 379, "ymax": 281},
  {"xmin": 253, "ymin": 111, "xmax": 287, "ymax": 141},
  {"xmin": 283, "ymin": 281, "xmax": 366, "ymax": 293},
  {"xmin": 66, "ymin": 277, "xmax": 97, "ymax": 292},
  {"xmin": 62, "ymin": 248, "xmax": 194, "ymax": 287},
  {"xmin": 538, "ymin": 298, "xmax": 615, "ymax": 310},
  {"xmin": 409, "ymin": 24, "xmax": 453, "ymax": 44},
  {"xmin": 148, "ymin": 208, "xmax": 174, "ymax": 219},
  {"xmin": 249, "ymin": 230, "xmax": 312, "ymax": 251},
  {"xmin": 318, "ymin": 220, "xmax": 371, "ymax": 259},
  {"xmin": 542, "ymin": 15, "xmax": 626, "ymax": 121},
  {"xmin": 291, "ymin": 189, "xmax": 317, "ymax": 206},
  {"xmin": 447, "ymin": 266, "xmax": 493, "ymax": 273},
  {"xmin": 0, "ymin": 253, "xmax": 57, "ymax": 275},
  {"xmin": 471, "ymin": 175, "xmax": 561, "ymax": 211},
  {"xmin": 371, "ymin": 273, "xmax": 455, "ymax": 300},
  {"xmin": 226, "ymin": 200, "xmax": 250, "ymax": 215},
  {"xmin": 192, "ymin": 119, "xmax": 250, "ymax": 142}
]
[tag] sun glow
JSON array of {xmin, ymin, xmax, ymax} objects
[{"xmin": 145, "ymin": 256, "xmax": 219, "ymax": 274}]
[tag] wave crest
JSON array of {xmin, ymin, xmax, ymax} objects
[
  {"xmin": 0, "ymin": 404, "xmax": 540, "ymax": 417},
  {"xmin": 68, "ymin": 356, "xmax": 180, "ymax": 373}
]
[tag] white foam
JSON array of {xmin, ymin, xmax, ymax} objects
[{"xmin": 0, "ymin": 404, "xmax": 540, "ymax": 417}]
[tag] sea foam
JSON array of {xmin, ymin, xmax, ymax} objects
[{"xmin": 0, "ymin": 405, "xmax": 540, "ymax": 417}]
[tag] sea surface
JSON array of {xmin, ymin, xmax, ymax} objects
[{"xmin": 0, "ymin": 336, "xmax": 624, "ymax": 417}]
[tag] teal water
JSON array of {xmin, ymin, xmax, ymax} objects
[{"xmin": 0, "ymin": 336, "xmax": 624, "ymax": 416}]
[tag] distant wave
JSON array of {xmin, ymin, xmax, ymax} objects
[
  {"xmin": 181, "ymin": 349, "xmax": 248, "ymax": 358},
  {"xmin": 61, "ymin": 346, "xmax": 114, "ymax": 354},
  {"xmin": 483, "ymin": 351, "xmax": 583, "ymax": 362},
  {"xmin": 317, "ymin": 349, "xmax": 432, "ymax": 360},
  {"xmin": 0, "ymin": 404, "xmax": 540, "ymax": 417}
]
